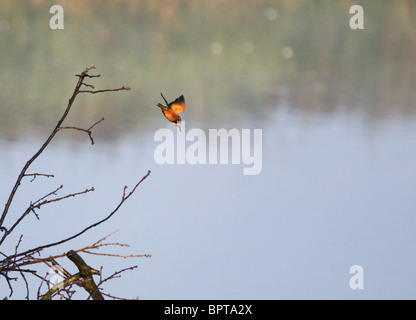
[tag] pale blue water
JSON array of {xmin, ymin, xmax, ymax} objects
[
  {"xmin": 1, "ymin": 108, "xmax": 415, "ymax": 299},
  {"xmin": 1, "ymin": 0, "xmax": 416, "ymax": 300}
]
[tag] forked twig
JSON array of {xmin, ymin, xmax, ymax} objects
[
  {"xmin": 58, "ymin": 117, "xmax": 105, "ymax": 145},
  {"xmin": 0, "ymin": 67, "xmax": 149, "ymax": 300},
  {"xmin": 0, "ymin": 66, "xmax": 129, "ymax": 245},
  {"xmin": 78, "ymin": 86, "xmax": 131, "ymax": 94},
  {"xmin": 122, "ymin": 170, "xmax": 152, "ymax": 202},
  {"xmin": 3, "ymin": 170, "xmax": 151, "ymax": 263},
  {"xmin": 23, "ymin": 173, "xmax": 55, "ymax": 182}
]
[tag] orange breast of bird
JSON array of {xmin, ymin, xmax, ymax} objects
[{"xmin": 158, "ymin": 104, "xmax": 180, "ymax": 123}]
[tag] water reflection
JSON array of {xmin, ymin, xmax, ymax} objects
[
  {"xmin": 2, "ymin": 107, "xmax": 416, "ymax": 299},
  {"xmin": 1, "ymin": 0, "xmax": 416, "ymax": 299},
  {"xmin": 0, "ymin": 1, "xmax": 415, "ymax": 140}
]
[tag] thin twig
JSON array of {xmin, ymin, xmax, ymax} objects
[
  {"xmin": 122, "ymin": 170, "xmax": 152, "ymax": 201},
  {"xmin": 0, "ymin": 66, "xmax": 92, "ymax": 231},
  {"xmin": 92, "ymin": 265, "xmax": 137, "ymax": 300},
  {"xmin": 23, "ymin": 173, "xmax": 55, "ymax": 182},
  {"xmin": 2, "ymin": 186, "xmax": 94, "ymax": 241},
  {"xmin": 0, "ymin": 66, "xmax": 130, "ymax": 245},
  {"xmin": 33, "ymin": 187, "xmax": 95, "ymax": 209},
  {"xmin": 58, "ymin": 118, "xmax": 105, "ymax": 145},
  {"xmin": 3, "ymin": 170, "xmax": 150, "ymax": 262},
  {"xmin": 82, "ymin": 250, "xmax": 151, "ymax": 258},
  {"xmin": 78, "ymin": 86, "xmax": 130, "ymax": 94},
  {"xmin": 0, "ymin": 66, "xmax": 148, "ymax": 300}
]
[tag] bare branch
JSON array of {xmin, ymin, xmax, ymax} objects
[
  {"xmin": 0, "ymin": 66, "xmax": 94, "ymax": 231},
  {"xmin": 0, "ymin": 66, "xmax": 130, "ymax": 245},
  {"xmin": 3, "ymin": 170, "xmax": 150, "ymax": 263},
  {"xmin": 0, "ymin": 66, "xmax": 150, "ymax": 300},
  {"xmin": 78, "ymin": 86, "xmax": 131, "ymax": 94},
  {"xmin": 122, "ymin": 170, "xmax": 152, "ymax": 202},
  {"xmin": 23, "ymin": 173, "xmax": 55, "ymax": 182},
  {"xmin": 32, "ymin": 185, "xmax": 64, "ymax": 207},
  {"xmin": 33, "ymin": 187, "xmax": 95, "ymax": 209},
  {"xmin": 94, "ymin": 266, "xmax": 138, "ymax": 300},
  {"xmin": 65, "ymin": 250, "xmax": 103, "ymax": 300},
  {"xmin": 57, "ymin": 118, "xmax": 105, "ymax": 145},
  {"xmin": 2, "ymin": 186, "xmax": 94, "ymax": 242}
]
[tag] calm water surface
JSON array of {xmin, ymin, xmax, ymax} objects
[
  {"xmin": 0, "ymin": 1, "xmax": 415, "ymax": 299},
  {"xmin": 1, "ymin": 108, "xmax": 416, "ymax": 299}
]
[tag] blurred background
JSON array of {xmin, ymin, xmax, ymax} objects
[{"xmin": 0, "ymin": 0, "xmax": 415, "ymax": 299}]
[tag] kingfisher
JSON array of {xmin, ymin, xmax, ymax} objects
[{"xmin": 157, "ymin": 93, "xmax": 185, "ymax": 127}]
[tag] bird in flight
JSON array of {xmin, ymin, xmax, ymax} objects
[{"xmin": 157, "ymin": 93, "xmax": 185, "ymax": 127}]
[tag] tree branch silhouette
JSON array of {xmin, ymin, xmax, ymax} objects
[
  {"xmin": 0, "ymin": 66, "xmax": 129, "ymax": 237},
  {"xmin": 0, "ymin": 66, "xmax": 150, "ymax": 300}
]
